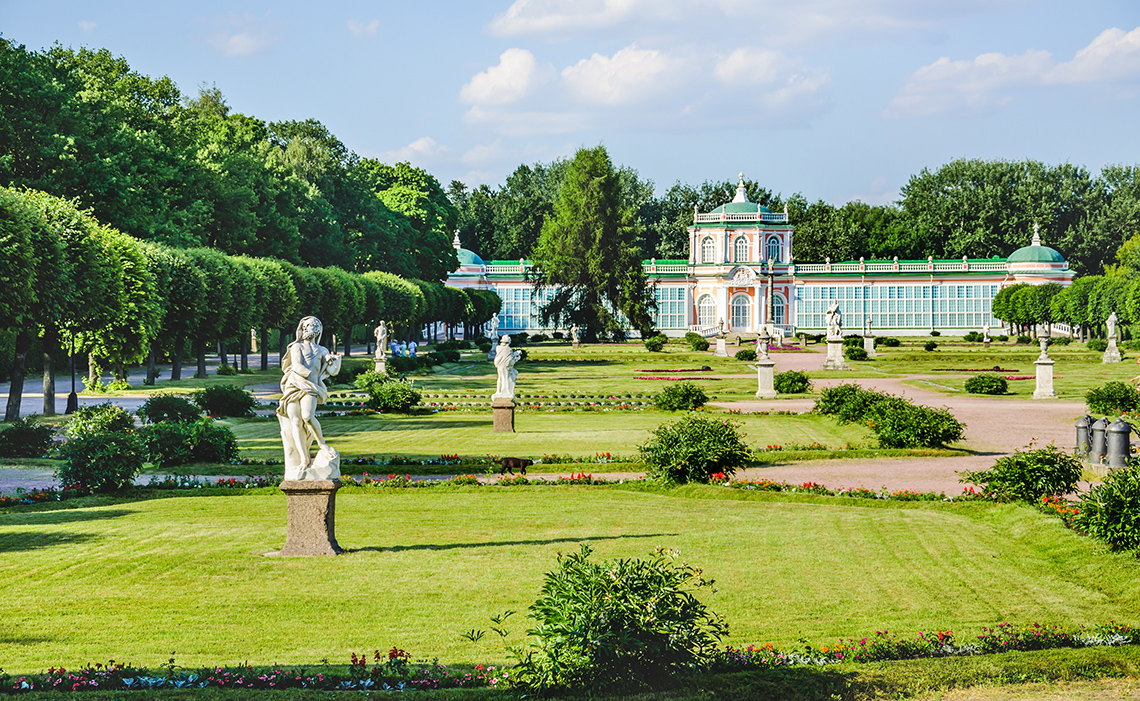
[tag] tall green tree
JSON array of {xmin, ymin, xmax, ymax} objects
[{"xmin": 531, "ymin": 146, "xmax": 656, "ymax": 341}]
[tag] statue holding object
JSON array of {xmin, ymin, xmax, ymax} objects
[{"xmin": 278, "ymin": 316, "xmax": 342, "ymax": 480}]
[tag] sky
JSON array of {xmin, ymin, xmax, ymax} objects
[{"xmin": 4, "ymin": 0, "xmax": 1140, "ymax": 206}]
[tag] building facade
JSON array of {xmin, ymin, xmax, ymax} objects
[{"xmin": 447, "ymin": 177, "xmax": 1074, "ymax": 337}]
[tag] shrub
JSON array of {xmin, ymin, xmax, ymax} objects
[
  {"xmin": 1085, "ymin": 381, "xmax": 1140, "ymax": 415},
  {"xmin": 644, "ymin": 336, "xmax": 665, "ymax": 352},
  {"xmin": 877, "ymin": 337, "xmax": 900, "ymax": 347},
  {"xmin": 477, "ymin": 341, "xmax": 492, "ymax": 353},
  {"xmin": 997, "ymin": 334, "xmax": 1009, "ymax": 342},
  {"xmin": 388, "ymin": 355, "xmax": 425, "ymax": 373},
  {"xmin": 331, "ymin": 363, "xmax": 369, "ymax": 385},
  {"xmin": 552, "ymin": 332, "xmax": 564, "ymax": 340},
  {"xmin": 814, "ymin": 384, "xmax": 890, "ymax": 424},
  {"xmin": 426, "ymin": 349, "xmax": 461, "ymax": 365},
  {"xmin": 734, "ymin": 348, "xmax": 756, "ymax": 361},
  {"xmin": 774, "ymin": 370, "xmax": 811, "ymax": 394},
  {"xmin": 688, "ymin": 336, "xmax": 710, "ymax": 352},
  {"xmin": 653, "ymin": 382, "xmax": 707, "ymax": 411},
  {"xmin": 138, "ymin": 419, "xmax": 239, "ymax": 466},
  {"xmin": 1053, "ymin": 336, "xmax": 1072, "ymax": 345},
  {"xmin": 354, "ymin": 371, "xmax": 421, "ymax": 412},
  {"xmin": 193, "ymin": 385, "xmax": 257, "ymax": 417},
  {"xmin": 842, "ymin": 335, "xmax": 862, "ymax": 348},
  {"xmin": 846, "ymin": 346, "xmax": 869, "ymax": 361},
  {"xmin": 510, "ymin": 332, "xmax": 529, "ymax": 345},
  {"xmin": 640, "ymin": 414, "xmax": 750, "ymax": 484},
  {"xmin": 136, "ymin": 395, "xmax": 200, "ymax": 425},
  {"xmin": 215, "ymin": 363, "xmax": 237, "ymax": 376},
  {"xmin": 1016, "ymin": 335, "xmax": 1032, "ymax": 344},
  {"xmin": 1087, "ymin": 338, "xmax": 1109, "ymax": 352},
  {"xmin": 929, "ymin": 330, "xmax": 941, "ymax": 337},
  {"xmin": 511, "ymin": 544, "xmax": 726, "ymax": 692},
  {"xmin": 963, "ymin": 331, "xmax": 983, "ymax": 343},
  {"xmin": 923, "ymin": 341, "xmax": 938, "ymax": 351},
  {"xmin": 530, "ymin": 333, "xmax": 548, "ymax": 343},
  {"xmin": 964, "ymin": 374, "xmax": 1008, "ymax": 395},
  {"xmin": 0, "ymin": 416, "xmax": 55, "ymax": 458},
  {"xmin": 65, "ymin": 402, "xmax": 135, "ymax": 438},
  {"xmin": 434, "ymin": 340, "xmax": 471, "ymax": 351},
  {"xmin": 960, "ymin": 444, "xmax": 1084, "ymax": 502},
  {"xmin": 684, "ymin": 331, "xmax": 703, "ymax": 345},
  {"xmin": 56, "ymin": 432, "xmax": 143, "ymax": 491},
  {"xmin": 864, "ymin": 398, "xmax": 965, "ymax": 448},
  {"xmin": 1076, "ymin": 462, "xmax": 1140, "ymax": 552}
]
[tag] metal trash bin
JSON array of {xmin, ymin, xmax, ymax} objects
[
  {"xmin": 1107, "ymin": 418, "xmax": 1132, "ymax": 468},
  {"xmin": 1090, "ymin": 417, "xmax": 1108, "ymax": 464},
  {"xmin": 1075, "ymin": 415, "xmax": 1092, "ymax": 460}
]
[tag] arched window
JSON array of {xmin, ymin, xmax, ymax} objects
[
  {"xmin": 772, "ymin": 293, "xmax": 787, "ymax": 327},
  {"xmin": 697, "ymin": 294, "xmax": 716, "ymax": 327},
  {"xmin": 733, "ymin": 236, "xmax": 749, "ymax": 263},
  {"xmin": 766, "ymin": 235, "xmax": 782, "ymax": 263},
  {"xmin": 700, "ymin": 237, "xmax": 715, "ymax": 264},
  {"xmin": 731, "ymin": 293, "xmax": 752, "ymax": 331}
]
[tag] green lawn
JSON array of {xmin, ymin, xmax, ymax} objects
[
  {"xmin": 226, "ymin": 410, "xmax": 873, "ymax": 461},
  {"xmin": 2, "ymin": 485, "xmax": 1137, "ymax": 674}
]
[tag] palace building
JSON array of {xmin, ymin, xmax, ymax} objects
[{"xmin": 447, "ymin": 176, "xmax": 1074, "ymax": 337}]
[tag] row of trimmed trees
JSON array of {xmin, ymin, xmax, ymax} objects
[
  {"xmin": 992, "ymin": 276, "xmax": 1140, "ymax": 340},
  {"xmin": 0, "ymin": 187, "xmax": 500, "ymax": 420}
]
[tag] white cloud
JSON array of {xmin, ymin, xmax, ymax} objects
[
  {"xmin": 886, "ymin": 26, "xmax": 1140, "ymax": 118},
  {"xmin": 561, "ymin": 45, "xmax": 682, "ymax": 105},
  {"xmin": 346, "ymin": 19, "xmax": 379, "ymax": 38},
  {"xmin": 462, "ymin": 141, "xmax": 504, "ymax": 166},
  {"xmin": 460, "ymin": 49, "xmax": 554, "ymax": 105},
  {"xmin": 205, "ymin": 13, "xmax": 281, "ymax": 57},
  {"xmin": 379, "ymin": 137, "xmax": 449, "ymax": 164},
  {"xmin": 489, "ymin": 0, "xmax": 652, "ymax": 36},
  {"xmin": 715, "ymin": 48, "xmax": 804, "ymax": 86},
  {"xmin": 78, "ymin": 20, "xmax": 97, "ymax": 33}
]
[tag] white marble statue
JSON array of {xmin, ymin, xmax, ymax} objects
[
  {"xmin": 982, "ymin": 323, "xmax": 991, "ymax": 342},
  {"xmin": 863, "ymin": 316, "xmax": 871, "ymax": 336},
  {"xmin": 488, "ymin": 312, "xmax": 500, "ymax": 340},
  {"xmin": 1107, "ymin": 312, "xmax": 1118, "ymax": 341},
  {"xmin": 492, "ymin": 334, "xmax": 522, "ymax": 401},
  {"xmin": 825, "ymin": 301, "xmax": 842, "ymax": 338},
  {"xmin": 278, "ymin": 316, "xmax": 342, "ymax": 481},
  {"xmin": 373, "ymin": 321, "xmax": 388, "ymax": 359},
  {"xmin": 570, "ymin": 325, "xmax": 579, "ymax": 344}
]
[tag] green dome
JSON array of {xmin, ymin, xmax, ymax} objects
[
  {"xmin": 1007, "ymin": 244, "xmax": 1064, "ymax": 264},
  {"xmin": 457, "ymin": 248, "xmax": 485, "ymax": 266}
]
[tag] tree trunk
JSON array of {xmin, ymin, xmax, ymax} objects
[
  {"xmin": 196, "ymin": 339, "xmax": 207, "ymax": 378},
  {"xmin": 219, "ymin": 341, "xmax": 229, "ymax": 369},
  {"xmin": 344, "ymin": 328, "xmax": 352, "ymax": 357},
  {"xmin": 5, "ymin": 328, "xmax": 31, "ymax": 422},
  {"xmin": 88, "ymin": 353, "xmax": 99, "ymax": 386},
  {"xmin": 172, "ymin": 336, "xmax": 185, "ymax": 381},
  {"xmin": 42, "ymin": 323, "xmax": 57, "ymax": 416},
  {"xmin": 260, "ymin": 329, "xmax": 269, "ymax": 371},
  {"xmin": 279, "ymin": 328, "xmax": 288, "ymax": 359},
  {"xmin": 145, "ymin": 346, "xmax": 158, "ymax": 385},
  {"xmin": 240, "ymin": 334, "xmax": 250, "ymax": 373},
  {"xmin": 114, "ymin": 360, "xmax": 126, "ymax": 382}
]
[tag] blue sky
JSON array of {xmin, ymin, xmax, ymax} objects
[{"xmin": 5, "ymin": 0, "xmax": 1139, "ymax": 205}]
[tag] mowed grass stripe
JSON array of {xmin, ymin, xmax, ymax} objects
[{"xmin": 1, "ymin": 488, "xmax": 1137, "ymax": 672}]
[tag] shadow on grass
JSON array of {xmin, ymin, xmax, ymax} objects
[
  {"xmin": 0, "ymin": 530, "xmax": 100, "ymax": 552},
  {"xmin": 0, "ymin": 508, "xmax": 136, "ymax": 526},
  {"xmin": 347, "ymin": 532, "xmax": 678, "ymax": 554}
]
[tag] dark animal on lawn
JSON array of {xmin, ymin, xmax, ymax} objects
[{"xmin": 500, "ymin": 457, "xmax": 534, "ymax": 475}]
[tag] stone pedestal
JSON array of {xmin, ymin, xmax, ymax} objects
[
  {"xmin": 1034, "ymin": 357, "xmax": 1056, "ymax": 399},
  {"xmin": 983, "ymin": 341, "xmax": 991, "ymax": 349},
  {"xmin": 492, "ymin": 398, "xmax": 516, "ymax": 433},
  {"xmin": 714, "ymin": 337, "xmax": 728, "ymax": 357},
  {"xmin": 373, "ymin": 357, "xmax": 386, "ymax": 374},
  {"xmin": 571, "ymin": 341, "xmax": 579, "ymax": 349},
  {"xmin": 862, "ymin": 335, "xmax": 877, "ymax": 358},
  {"xmin": 1103, "ymin": 339, "xmax": 1122, "ymax": 363},
  {"xmin": 755, "ymin": 358, "xmax": 777, "ymax": 399},
  {"xmin": 821, "ymin": 337, "xmax": 850, "ymax": 370},
  {"xmin": 276, "ymin": 480, "xmax": 342, "ymax": 556}
]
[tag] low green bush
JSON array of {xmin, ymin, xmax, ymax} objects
[
  {"xmin": 996, "ymin": 334, "xmax": 1009, "ymax": 341},
  {"xmin": 511, "ymin": 544, "xmax": 726, "ymax": 692},
  {"xmin": 1087, "ymin": 338, "xmax": 1109, "ymax": 352},
  {"xmin": 963, "ymin": 331, "xmax": 983, "ymax": 343},
  {"xmin": 1085, "ymin": 381, "xmax": 1140, "ymax": 415},
  {"xmin": 815, "ymin": 384, "xmax": 964, "ymax": 448},
  {"xmin": 1053, "ymin": 336, "xmax": 1072, "ymax": 345},
  {"xmin": 0, "ymin": 416, "xmax": 55, "ymax": 458},
  {"xmin": 388, "ymin": 355, "xmax": 425, "ymax": 373},
  {"xmin": 923, "ymin": 341, "xmax": 938, "ymax": 351},
  {"xmin": 510, "ymin": 332, "xmax": 529, "ymax": 345},
  {"xmin": 929, "ymin": 330, "xmax": 941, "ymax": 337},
  {"xmin": 653, "ymin": 382, "xmax": 707, "ymax": 411},
  {"xmin": 687, "ymin": 335, "xmax": 710, "ymax": 351},
  {"xmin": 434, "ymin": 340, "xmax": 471, "ymax": 351},
  {"xmin": 644, "ymin": 335, "xmax": 665, "ymax": 352},
  {"xmin": 65, "ymin": 402, "xmax": 135, "ymax": 438},
  {"xmin": 530, "ymin": 333, "xmax": 548, "ymax": 343},
  {"xmin": 57, "ymin": 432, "xmax": 143, "ymax": 491},
  {"xmin": 551, "ymin": 332, "xmax": 564, "ymax": 340},
  {"xmin": 1016, "ymin": 335, "xmax": 1032, "ymax": 344},
  {"xmin": 215, "ymin": 363, "xmax": 238, "ymax": 376},
  {"xmin": 640, "ymin": 414, "xmax": 750, "ymax": 484},
  {"xmin": 354, "ymin": 371, "xmax": 421, "ymax": 412},
  {"xmin": 193, "ymin": 385, "xmax": 257, "ymax": 417},
  {"xmin": 331, "ymin": 363, "xmax": 369, "ymax": 385},
  {"xmin": 774, "ymin": 370, "xmax": 811, "ymax": 394},
  {"xmin": 846, "ymin": 346, "xmax": 869, "ymax": 361},
  {"xmin": 964, "ymin": 374, "xmax": 1008, "ymax": 395},
  {"xmin": 843, "ymin": 335, "xmax": 862, "ymax": 347},
  {"xmin": 960, "ymin": 444, "xmax": 1084, "ymax": 502},
  {"xmin": 136, "ymin": 395, "xmax": 200, "ymax": 424},
  {"xmin": 1076, "ymin": 462, "xmax": 1140, "ymax": 552},
  {"xmin": 477, "ymin": 341, "xmax": 492, "ymax": 353},
  {"xmin": 426, "ymin": 349, "xmax": 461, "ymax": 365},
  {"xmin": 734, "ymin": 348, "xmax": 756, "ymax": 361},
  {"xmin": 138, "ymin": 419, "xmax": 240, "ymax": 466},
  {"xmin": 877, "ymin": 337, "xmax": 901, "ymax": 347}
]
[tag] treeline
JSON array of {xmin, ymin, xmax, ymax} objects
[
  {"xmin": 0, "ymin": 39, "xmax": 458, "ymax": 279},
  {"xmin": 453, "ymin": 159, "xmax": 1140, "ymax": 278},
  {"xmin": 0, "ymin": 188, "xmax": 500, "ymax": 421}
]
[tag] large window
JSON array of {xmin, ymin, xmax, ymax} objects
[
  {"xmin": 495, "ymin": 286, "xmax": 554, "ymax": 331},
  {"xmin": 772, "ymin": 293, "xmax": 786, "ymax": 327},
  {"xmin": 795, "ymin": 282, "xmax": 1000, "ymax": 331},
  {"xmin": 697, "ymin": 294, "xmax": 716, "ymax": 327},
  {"xmin": 733, "ymin": 236, "xmax": 749, "ymax": 263},
  {"xmin": 700, "ymin": 237, "xmax": 715, "ymax": 264},
  {"xmin": 654, "ymin": 287, "xmax": 687, "ymax": 329},
  {"xmin": 730, "ymin": 293, "xmax": 751, "ymax": 331},
  {"xmin": 765, "ymin": 235, "xmax": 781, "ymax": 263}
]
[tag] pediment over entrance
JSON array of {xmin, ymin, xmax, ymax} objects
[{"xmin": 729, "ymin": 266, "xmax": 757, "ymax": 284}]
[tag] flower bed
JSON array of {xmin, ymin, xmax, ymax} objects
[
  {"xmin": 635, "ymin": 368, "xmax": 713, "ymax": 373},
  {"xmin": 931, "ymin": 367, "xmax": 1019, "ymax": 372},
  {"xmin": 634, "ymin": 376, "xmax": 721, "ymax": 381}
]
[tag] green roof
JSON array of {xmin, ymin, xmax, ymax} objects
[
  {"xmin": 1007, "ymin": 244, "xmax": 1065, "ymax": 264},
  {"xmin": 456, "ymin": 248, "xmax": 484, "ymax": 266}
]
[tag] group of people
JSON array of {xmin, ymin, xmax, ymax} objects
[{"xmin": 372, "ymin": 321, "xmax": 416, "ymax": 359}]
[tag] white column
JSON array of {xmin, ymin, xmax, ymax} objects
[{"xmin": 755, "ymin": 285, "xmax": 764, "ymax": 330}]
